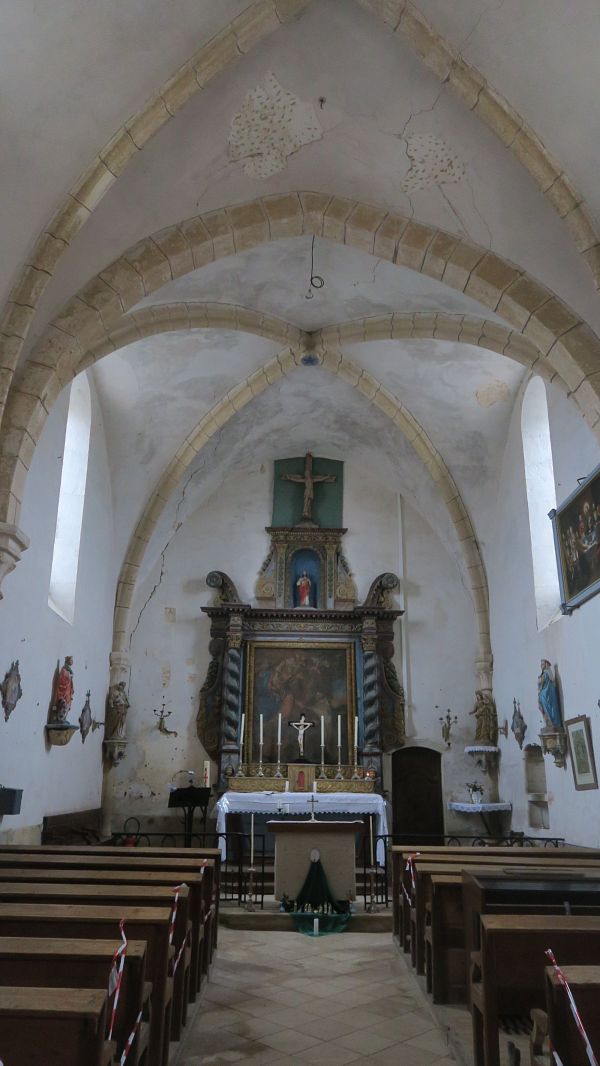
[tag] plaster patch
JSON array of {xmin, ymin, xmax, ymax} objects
[
  {"xmin": 164, "ymin": 607, "xmax": 176, "ymax": 622},
  {"xmin": 402, "ymin": 135, "xmax": 465, "ymax": 192},
  {"xmin": 228, "ymin": 73, "xmax": 322, "ymax": 178},
  {"xmin": 475, "ymin": 380, "xmax": 511, "ymax": 407},
  {"xmin": 161, "ymin": 664, "xmax": 171, "ymax": 685}
]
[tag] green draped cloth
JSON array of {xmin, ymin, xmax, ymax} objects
[{"xmin": 289, "ymin": 858, "xmax": 351, "ymax": 936}]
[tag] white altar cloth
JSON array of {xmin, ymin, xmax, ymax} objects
[{"xmin": 215, "ymin": 791, "xmax": 388, "ymax": 865}]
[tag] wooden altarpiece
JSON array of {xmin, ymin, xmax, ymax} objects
[{"xmin": 197, "ymin": 564, "xmax": 405, "ymax": 792}]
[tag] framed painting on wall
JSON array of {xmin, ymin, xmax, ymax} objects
[
  {"xmin": 245, "ymin": 641, "xmax": 357, "ymax": 766},
  {"xmin": 550, "ymin": 462, "xmax": 600, "ymax": 613},
  {"xmin": 565, "ymin": 715, "xmax": 598, "ymax": 791}
]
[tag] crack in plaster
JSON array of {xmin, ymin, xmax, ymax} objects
[{"xmin": 128, "ymin": 429, "xmax": 224, "ymax": 646}]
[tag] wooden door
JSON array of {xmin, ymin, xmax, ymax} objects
[{"xmin": 392, "ymin": 746, "xmax": 444, "ymax": 845}]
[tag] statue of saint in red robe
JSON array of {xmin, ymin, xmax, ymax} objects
[{"xmin": 52, "ymin": 656, "xmax": 74, "ymax": 722}]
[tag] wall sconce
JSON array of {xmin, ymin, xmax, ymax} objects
[
  {"xmin": 154, "ymin": 699, "xmax": 178, "ymax": 738},
  {"xmin": 439, "ymin": 707, "xmax": 458, "ymax": 748}
]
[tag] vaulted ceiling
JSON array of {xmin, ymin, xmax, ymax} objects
[{"xmin": 3, "ymin": 0, "xmax": 600, "ymax": 634}]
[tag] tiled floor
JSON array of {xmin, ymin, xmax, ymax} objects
[{"xmin": 173, "ymin": 929, "xmax": 456, "ymax": 1065}]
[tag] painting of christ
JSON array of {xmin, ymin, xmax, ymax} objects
[{"xmin": 245, "ymin": 641, "xmax": 356, "ymax": 766}]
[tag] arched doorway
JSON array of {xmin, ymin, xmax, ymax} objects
[{"xmin": 392, "ymin": 747, "xmax": 444, "ymax": 845}]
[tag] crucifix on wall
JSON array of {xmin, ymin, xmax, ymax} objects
[{"xmin": 281, "ymin": 452, "xmax": 336, "ymax": 521}]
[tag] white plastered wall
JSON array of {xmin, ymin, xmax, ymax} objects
[
  {"xmin": 490, "ymin": 379, "xmax": 600, "ymax": 846},
  {"xmin": 0, "ymin": 377, "xmax": 114, "ymax": 842}
]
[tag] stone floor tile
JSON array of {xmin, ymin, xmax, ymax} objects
[
  {"xmin": 333, "ymin": 1028, "xmax": 399, "ymax": 1054},
  {"xmin": 369, "ymin": 1011, "xmax": 438, "ymax": 1041},
  {"xmin": 222, "ymin": 1014, "xmax": 286, "ymax": 1040},
  {"xmin": 368, "ymin": 1043, "xmax": 441, "ymax": 1066},
  {"xmin": 285, "ymin": 1014, "xmax": 354, "ymax": 1040},
  {"xmin": 259, "ymin": 1028, "xmax": 323, "ymax": 1054},
  {"xmin": 299, "ymin": 1041, "xmax": 362, "ymax": 1064},
  {"xmin": 406, "ymin": 1027, "xmax": 452, "ymax": 1057}
]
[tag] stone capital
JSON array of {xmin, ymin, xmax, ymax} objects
[
  {"xmin": 0, "ymin": 523, "xmax": 30, "ymax": 600},
  {"xmin": 109, "ymin": 650, "xmax": 130, "ymax": 684}
]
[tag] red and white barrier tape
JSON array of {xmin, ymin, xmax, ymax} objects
[
  {"xmin": 108, "ymin": 919, "xmax": 128, "ymax": 1041},
  {"xmin": 545, "ymin": 949, "xmax": 599, "ymax": 1066},
  {"xmin": 402, "ymin": 852, "xmax": 421, "ymax": 904},
  {"xmin": 119, "ymin": 1008, "xmax": 143, "ymax": 1065},
  {"xmin": 169, "ymin": 884, "xmax": 185, "ymax": 945},
  {"xmin": 172, "ymin": 929, "xmax": 190, "ymax": 977}
]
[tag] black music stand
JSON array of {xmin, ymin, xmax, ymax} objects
[{"xmin": 168, "ymin": 785, "xmax": 211, "ymax": 847}]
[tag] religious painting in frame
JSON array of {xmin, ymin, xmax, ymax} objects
[
  {"xmin": 550, "ymin": 462, "xmax": 600, "ymax": 613},
  {"xmin": 565, "ymin": 715, "xmax": 598, "ymax": 791},
  {"xmin": 245, "ymin": 641, "xmax": 356, "ymax": 767}
]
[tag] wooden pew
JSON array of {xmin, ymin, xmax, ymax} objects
[
  {"xmin": 0, "ymin": 882, "xmax": 190, "ymax": 1043},
  {"xmin": 0, "ymin": 904, "xmax": 171, "ymax": 1066},
  {"xmin": 0, "ymin": 937, "xmax": 149, "ymax": 1065},
  {"xmin": 0, "ymin": 845, "xmax": 221, "ymax": 955},
  {"xmin": 409, "ymin": 854, "xmax": 600, "ymax": 971},
  {"xmin": 425, "ymin": 867, "xmax": 600, "ymax": 1006},
  {"xmin": 470, "ymin": 915, "xmax": 600, "ymax": 1066},
  {"xmin": 0, "ymin": 866, "xmax": 207, "ymax": 998},
  {"xmin": 0, "ymin": 851, "xmax": 217, "ymax": 985},
  {"xmin": 391, "ymin": 844, "xmax": 600, "ymax": 949},
  {"xmin": 0, "ymin": 986, "xmax": 114, "ymax": 1066},
  {"xmin": 462, "ymin": 869, "xmax": 600, "ymax": 981},
  {"xmin": 543, "ymin": 964, "xmax": 600, "ymax": 1066}
]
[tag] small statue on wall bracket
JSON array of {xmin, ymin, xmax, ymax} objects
[
  {"xmin": 0, "ymin": 660, "xmax": 22, "ymax": 722},
  {"xmin": 469, "ymin": 690, "xmax": 499, "ymax": 747},
  {"xmin": 46, "ymin": 656, "xmax": 78, "ymax": 746},
  {"xmin": 106, "ymin": 681, "xmax": 130, "ymax": 740},
  {"xmin": 50, "ymin": 656, "xmax": 74, "ymax": 723},
  {"xmin": 538, "ymin": 659, "xmax": 567, "ymax": 768},
  {"xmin": 511, "ymin": 698, "xmax": 527, "ymax": 749}
]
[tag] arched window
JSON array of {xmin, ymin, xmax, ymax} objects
[
  {"xmin": 48, "ymin": 373, "xmax": 92, "ymax": 623},
  {"xmin": 521, "ymin": 376, "xmax": 560, "ymax": 629}
]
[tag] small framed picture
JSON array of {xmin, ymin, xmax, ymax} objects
[
  {"xmin": 287, "ymin": 764, "xmax": 315, "ymax": 792},
  {"xmin": 565, "ymin": 716, "xmax": 598, "ymax": 791}
]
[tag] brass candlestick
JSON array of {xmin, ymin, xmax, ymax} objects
[
  {"xmin": 335, "ymin": 744, "xmax": 343, "ymax": 780},
  {"xmin": 318, "ymin": 743, "xmax": 327, "ymax": 779},
  {"xmin": 274, "ymin": 741, "xmax": 283, "ymax": 778}
]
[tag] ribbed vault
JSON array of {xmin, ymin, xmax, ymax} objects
[
  {"xmin": 3, "ymin": 195, "xmax": 600, "ymax": 535},
  {"xmin": 1, "ymin": 0, "xmax": 600, "ymax": 433}
]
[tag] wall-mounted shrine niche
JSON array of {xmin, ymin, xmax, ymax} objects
[{"xmin": 196, "ymin": 454, "xmax": 406, "ymax": 793}]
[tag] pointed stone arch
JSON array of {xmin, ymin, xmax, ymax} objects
[
  {"xmin": 112, "ymin": 345, "xmax": 492, "ymax": 684},
  {"xmin": 3, "ymin": 194, "xmax": 600, "ymax": 541}
]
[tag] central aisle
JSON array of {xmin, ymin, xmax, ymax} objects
[{"xmin": 173, "ymin": 929, "xmax": 456, "ymax": 1065}]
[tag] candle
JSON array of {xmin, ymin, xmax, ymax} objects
[
  {"xmin": 203, "ymin": 759, "xmax": 210, "ymax": 788},
  {"xmin": 240, "ymin": 713, "xmax": 245, "ymax": 753},
  {"xmin": 250, "ymin": 813, "xmax": 254, "ymax": 867},
  {"xmin": 320, "ymin": 715, "xmax": 324, "ymax": 746},
  {"xmin": 337, "ymin": 714, "xmax": 341, "ymax": 749},
  {"xmin": 370, "ymin": 815, "xmax": 374, "ymax": 868},
  {"xmin": 313, "ymin": 781, "xmax": 317, "ymax": 793},
  {"xmin": 313, "ymin": 918, "xmax": 319, "ymax": 936},
  {"xmin": 277, "ymin": 712, "xmax": 281, "ymax": 746},
  {"xmin": 284, "ymin": 780, "xmax": 289, "ymax": 792},
  {"xmin": 259, "ymin": 714, "xmax": 263, "ymax": 745},
  {"xmin": 354, "ymin": 715, "xmax": 358, "ymax": 751}
]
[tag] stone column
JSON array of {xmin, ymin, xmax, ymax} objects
[{"xmin": 100, "ymin": 650, "xmax": 130, "ymax": 839}]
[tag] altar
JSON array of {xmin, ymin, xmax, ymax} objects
[{"xmin": 214, "ymin": 790, "xmax": 388, "ymax": 865}]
